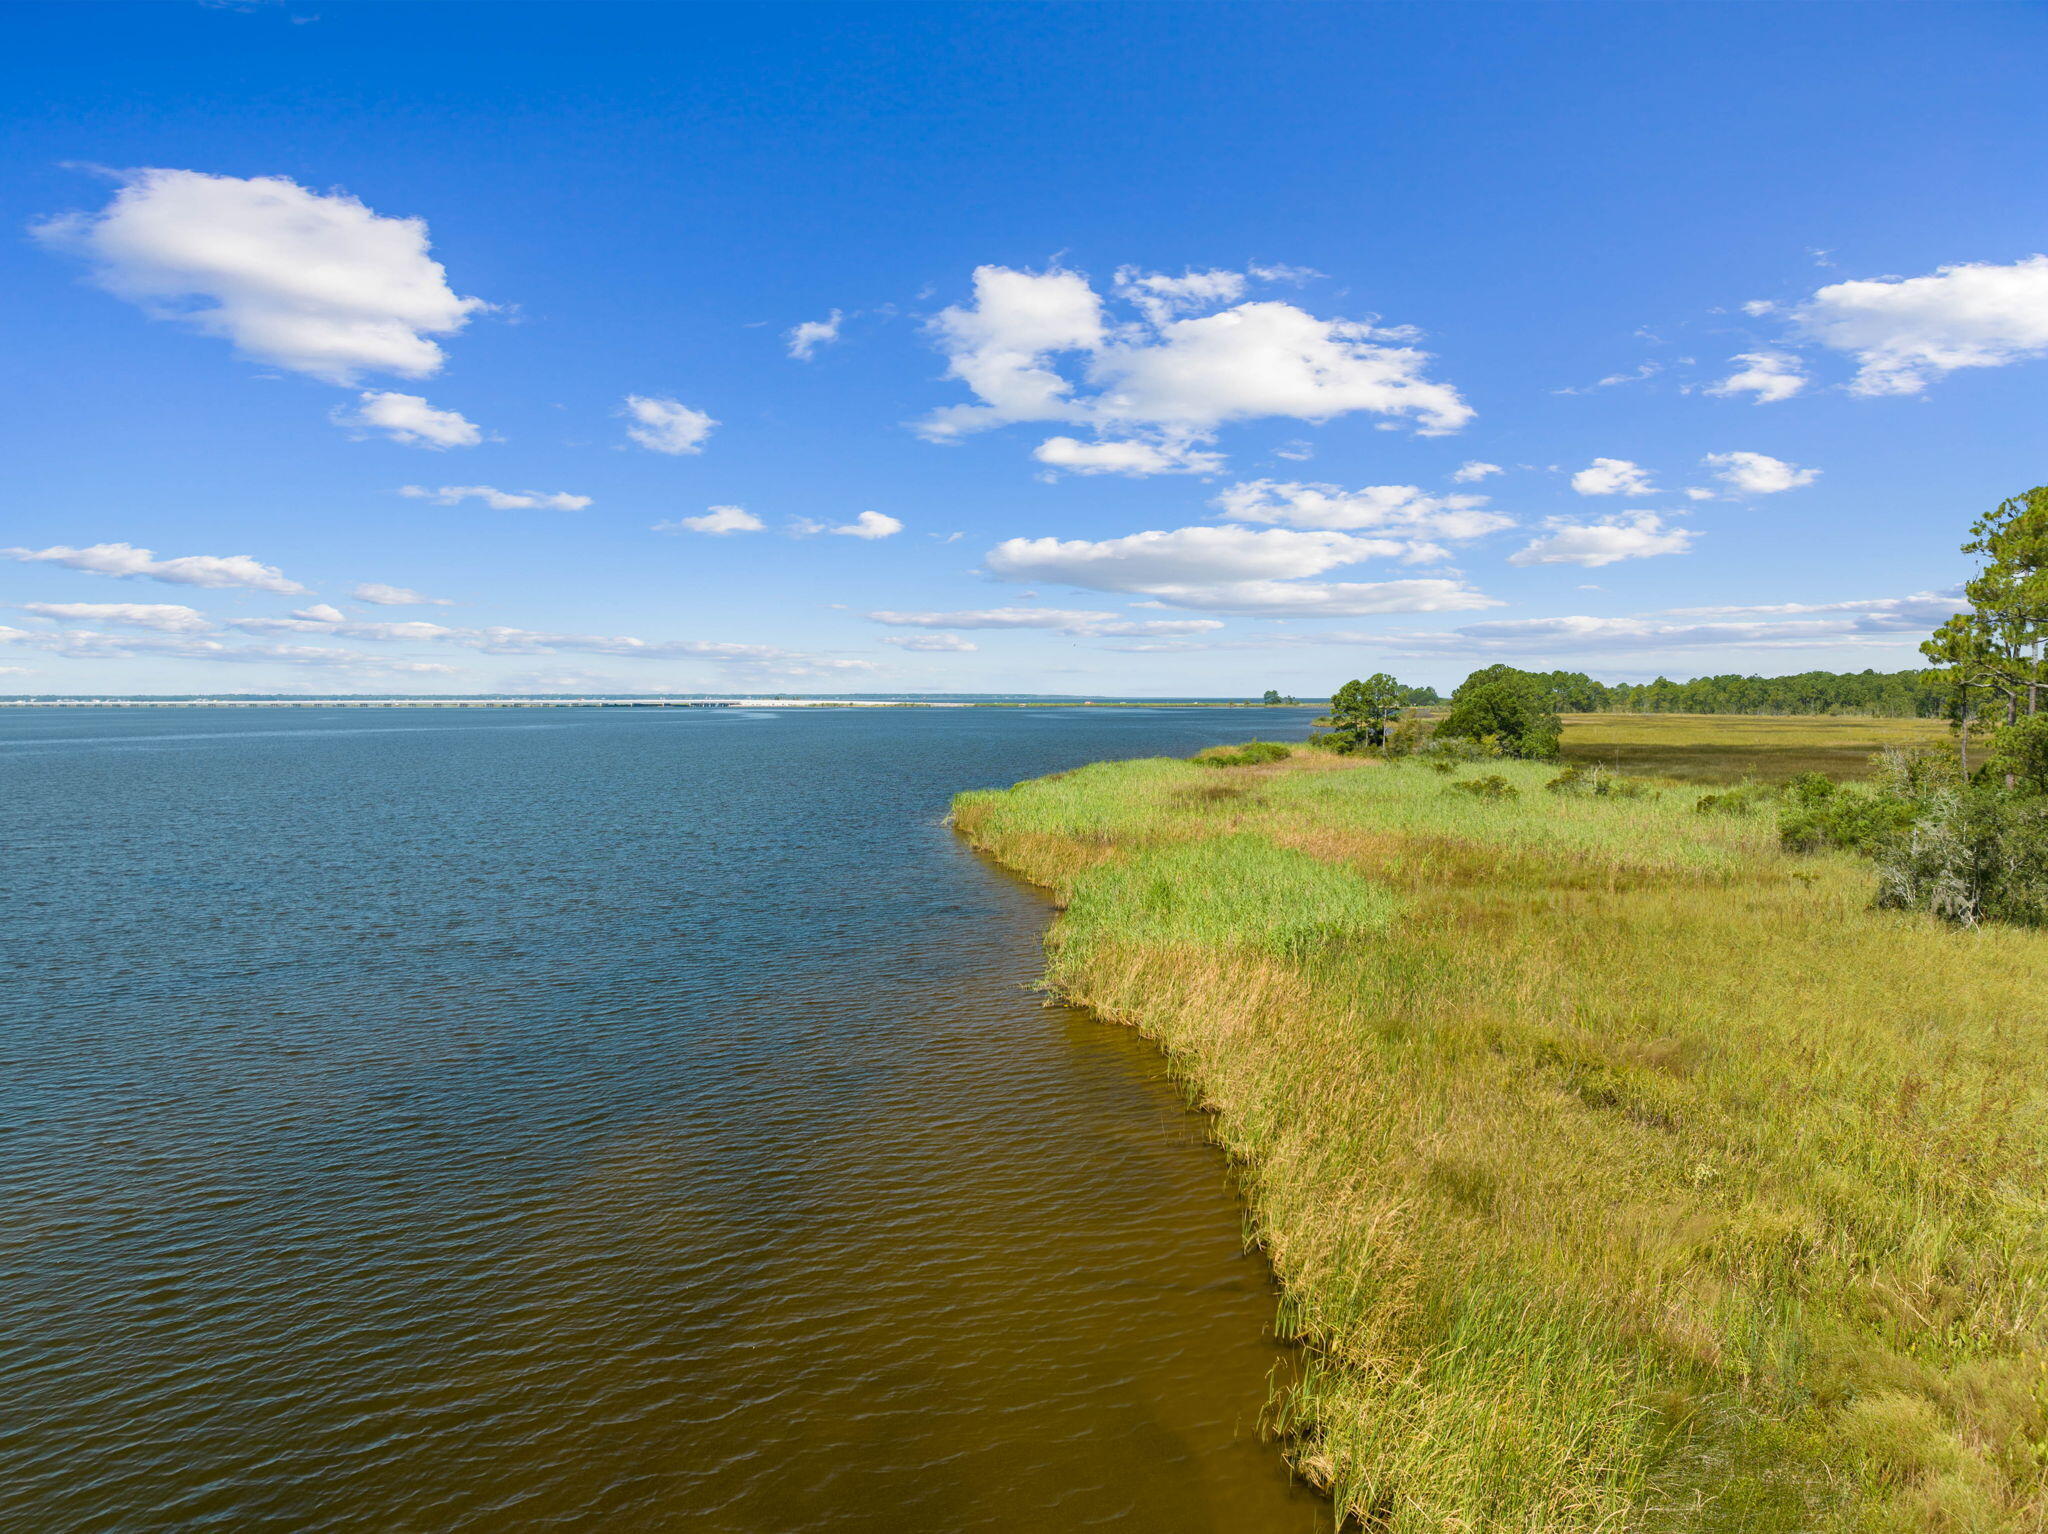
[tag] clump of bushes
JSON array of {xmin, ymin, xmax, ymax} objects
[
  {"xmin": 1448, "ymin": 773, "xmax": 1518, "ymax": 801},
  {"xmin": 1419, "ymin": 736, "xmax": 1500, "ymax": 775},
  {"xmin": 1694, "ymin": 783, "xmax": 1772, "ymax": 817},
  {"xmin": 1194, "ymin": 740, "xmax": 1293, "ymax": 768},
  {"xmin": 1544, "ymin": 764, "xmax": 1648, "ymax": 799},
  {"xmin": 1778, "ymin": 741, "xmax": 2048, "ymax": 927}
]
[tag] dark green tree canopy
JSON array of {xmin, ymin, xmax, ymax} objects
[
  {"xmin": 1318, "ymin": 673, "xmax": 1430, "ymax": 750},
  {"xmin": 1436, "ymin": 667, "xmax": 1563, "ymax": 759}
]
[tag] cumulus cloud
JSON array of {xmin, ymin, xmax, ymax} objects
[
  {"xmin": 1033, "ymin": 435, "xmax": 1225, "ymax": 476},
  {"xmin": 18, "ymin": 601, "xmax": 213, "ymax": 633},
  {"xmin": 1451, "ymin": 460, "xmax": 1503, "ymax": 482},
  {"xmin": 865, "ymin": 607, "xmax": 1226, "ymax": 637},
  {"xmin": 351, "ymin": 582, "xmax": 450, "ymax": 606},
  {"xmin": 1570, "ymin": 458, "xmax": 1656, "ymax": 496},
  {"xmin": 829, "ymin": 511, "xmax": 903, "ymax": 539},
  {"xmin": 335, "ymin": 391, "xmax": 482, "ymax": 448},
  {"xmin": 1214, "ymin": 478, "xmax": 1511, "ymax": 542},
  {"xmin": 1791, "ymin": 255, "xmax": 2048, "ymax": 395},
  {"xmin": 3, "ymin": 541, "xmax": 305, "ymax": 593},
  {"xmin": 1702, "ymin": 451, "xmax": 1818, "ymax": 495},
  {"xmin": 915, "ymin": 263, "xmax": 1471, "ymax": 472},
  {"xmin": 622, "ymin": 395, "xmax": 717, "ymax": 455},
  {"xmin": 654, "ymin": 505, "xmax": 766, "ymax": 536},
  {"xmin": 881, "ymin": 633, "xmax": 979, "ymax": 652},
  {"xmin": 399, "ymin": 484, "xmax": 590, "ymax": 511},
  {"xmin": 1508, "ymin": 512, "xmax": 1694, "ymax": 568},
  {"xmin": 1112, "ymin": 265, "xmax": 1248, "ymax": 322},
  {"xmin": 982, "ymin": 524, "xmax": 1495, "ymax": 616},
  {"xmin": 1365, "ymin": 590, "xmax": 1961, "ymax": 656},
  {"xmin": 32, "ymin": 168, "xmax": 484, "ymax": 384},
  {"xmin": 787, "ymin": 310, "xmax": 842, "ymax": 360},
  {"xmin": 1704, "ymin": 350, "xmax": 1807, "ymax": 404}
]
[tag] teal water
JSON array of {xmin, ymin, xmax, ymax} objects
[{"xmin": 1, "ymin": 706, "xmax": 1329, "ymax": 1533}]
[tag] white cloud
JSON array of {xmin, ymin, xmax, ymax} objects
[
  {"xmin": 1554, "ymin": 361, "xmax": 1660, "ymax": 395},
  {"xmin": 1507, "ymin": 512, "xmax": 1695, "ymax": 568},
  {"xmin": 830, "ymin": 511, "xmax": 902, "ymax": 539},
  {"xmin": 0, "ymin": 625, "xmax": 458, "ymax": 673},
  {"xmin": 351, "ymin": 583, "xmax": 450, "ymax": 606},
  {"xmin": 1213, "ymin": 478, "xmax": 1511, "ymax": 542},
  {"xmin": 1092, "ymin": 301, "xmax": 1470, "ymax": 436},
  {"xmin": 654, "ymin": 505, "xmax": 766, "ymax": 536},
  {"xmin": 399, "ymin": 484, "xmax": 590, "ymax": 510},
  {"xmin": 869, "ymin": 607, "xmax": 1121, "ymax": 631},
  {"xmin": 1451, "ymin": 460, "xmax": 1502, "ymax": 482},
  {"xmin": 1367, "ymin": 590, "xmax": 1960, "ymax": 656},
  {"xmin": 1113, "ymin": 265, "xmax": 1248, "ymax": 322},
  {"xmin": 915, "ymin": 264, "xmax": 1470, "ymax": 460},
  {"xmin": 292, "ymin": 603, "xmax": 348, "ymax": 622},
  {"xmin": 3, "ymin": 541, "xmax": 305, "ymax": 593},
  {"xmin": 622, "ymin": 395, "xmax": 717, "ymax": 455},
  {"xmin": 217, "ymin": 610, "xmax": 876, "ymax": 678},
  {"xmin": 18, "ymin": 601, "xmax": 213, "ymax": 633},
  {"xmin": 1704, "ymin": 350, "xmax": 1807, "ymax": 404},
  {"xmin": 1245, "ymin": 262, "xmax": 1324, "ymax": 285},
  {"xmin": 0, "ymin": 666, "xmax": 31, "ymax": 677},
  {"xmin": 1141, "ymin": 579, "xmax": 1498, "ymax": 617},
  {"xmin": 1792, "ymin": 254, "xmax": 2048, "ymax": 395},
  {"xmin": 982, "ymin": 524, "xmax": 1495, "ymax": 616},
  {"xmin": 864, "ymin": 607, "xmax": 1225, "ymax": 637},
  {"xmin": 881, "ymin": 633, "xmax": 979, "ymax": 652},
  {"xmin": 1702, "ymin": 451, "xmax": 1818, "ymax": 495},
  {"xmin": 1273, "ymin": 439, "xmax": 1314, "ymax": 461},
  {"xmin": 920, "ymin": 265, "xmax": 1105, "ymax": 437},
  {"xmin": 787, "ymin": 310, "xmax": 842, "ymax": 360},
  {"xmin": 336, "ymin": 391, "xmax": 482, "ymax": 448},
  {"xmin": 1570, "ymin": 458, "xmax": 1657, "ymax": 496},
  {"xmin": 1033, "ymin": 435, "xmax": 1225, "ymax": 476},
  {"xmin": 32, "ymin": 168, "xmax": 484, "ymax": 384},
  {"xmin": 988, "ymin": 525, "xmax": 1404, "ymax": 588}
]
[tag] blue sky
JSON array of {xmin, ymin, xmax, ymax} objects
[{"xmin": 4, "ymin": 0, "xmax": 2046, "ymax": 696}]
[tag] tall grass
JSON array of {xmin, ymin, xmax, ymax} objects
[{"xmin": 953, "ymin": 748, "xmax": 2048, "ymax": 1531}]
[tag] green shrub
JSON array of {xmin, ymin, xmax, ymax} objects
[
  {"xmin": 1695, "ymin": 783, "xmax": 1772, "ymax": 816},
  {"xmin": 1449, "ymin": 773, "xmax": 1519, "ymax": 801},
  {"xmin": 1544, "ymin": 763, "xmax": 1649, "ymax": 799},
  {"xmin": 1777, "ymin": 772, "xmax": 1914, "ymax": 854},
  {"xmin": 1876, "ymin": 786, "xmax": 2048, "ymax": 927},
  {"xmin": 1194, "ymin": 740, "xmax": 1293, "ymax": 768}
]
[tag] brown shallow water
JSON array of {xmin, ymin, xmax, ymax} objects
[{"xmin": 1, "ymin": 705, "xmax": 1329, "ymax": 1532}]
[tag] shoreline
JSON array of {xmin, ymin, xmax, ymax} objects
[{"xmin": 953, "ymin": 742, "xmax": 2048, "ymax": 1528}]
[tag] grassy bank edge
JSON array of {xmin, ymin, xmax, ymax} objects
[{"xmin": 951, "ymin": 746, "xmax": 2048, "ymax": 1532}]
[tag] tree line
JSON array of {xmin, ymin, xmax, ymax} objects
[{"xmin": 1281, "ymin": 668, "xmax": 1944, "ymax": 719}]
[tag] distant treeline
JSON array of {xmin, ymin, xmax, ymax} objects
[{"xmin": 1477, "ymin": 667, "xmax": 1942, "ymax": 718}]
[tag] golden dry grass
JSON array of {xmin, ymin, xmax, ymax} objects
[
  {"xmin": 954, "ymin": 742, "xmax": 2048, "ymax": 1531},
  {"xmin": 1559, "ymin": 713, "xmax": 1949, "ymax": 784}
]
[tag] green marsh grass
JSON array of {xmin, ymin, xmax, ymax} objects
[{"xmin": 953, "ymin": 741, "xmax": 2048, "ymax": 1531}]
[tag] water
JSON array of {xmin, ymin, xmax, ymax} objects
[{"xmin": 1, "ymin": 706, "xmax": 1330, "ymax": 1533}]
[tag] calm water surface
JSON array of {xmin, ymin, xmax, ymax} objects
[{"xmin": 2, "ymin": 706, "xmax": 1330, "ymax": 1533}]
